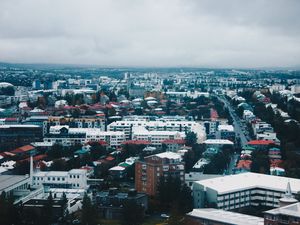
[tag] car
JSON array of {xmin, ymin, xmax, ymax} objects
[{"xmin": 161, "ymin": 214, "xmax": 170, "ymax": 219}]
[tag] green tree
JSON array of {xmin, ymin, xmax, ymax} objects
[
  {"xmin": 122, "ymin": 200, "xmax": 144, "ymax": 225},
  {"xmin": 81, "ymin": 193, "xmax": 97, "ymax": 225},
  {"xmin": 185, "ymin": 132, "xmax": 197, "ymax": 146},
  {"xmin": 251, "ymin": 150, "xmax": 270, "ymax": 174}
]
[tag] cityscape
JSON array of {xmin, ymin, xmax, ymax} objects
[{"xmin": 0, "ymin": 1, "xmax": 300, "ymax": 225}]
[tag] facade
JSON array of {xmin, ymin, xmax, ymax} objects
[
  {"xmin": 0, "ymin": 175, "xmax": 31, "ymax": 201},
  {"xmin": 108, "ymin": 119, "xmax": 206, "ymax": 143},
  {"xmin": 32, "ymin": 169, "xmax": 88, "ymax": 189},
  {"xmin": 185, "ymin": 208, "xmax": 264, "ymax": 225},
  {"xmin": 135, "ymin": 152, "xmax": 185, "ymax": 196},
  {"xmin": 44, "ymin": 126, "xmax": 125, "ymax": 147},
  {"xmin": 264, "ymin": 202, "xmax": 300, "ymax": 225},
  {"xmin": 0, "ymin": 125, "xmax": 43, "ymax": 151},
  {"xmin": 132, "ymin": 126, "xmax": 184, "ymax": 147},
  {"xmin": 216, "ymin": 125, "xmax": 235, "ymax": 142},
  {"xmin": 193, "ymin": 172, "xmax": 300, "ymax": 210},
  {"xmin": 94, "ymin": 188, "xmax": 148, "ymax": 219},
  {"xmin": 48, "ymin": 116, "xmax": 105, "ymax": 130}
]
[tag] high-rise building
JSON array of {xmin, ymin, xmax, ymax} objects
[{"xmin": 135, "ymin": 152, "xmax": 184, "ymax": 196}]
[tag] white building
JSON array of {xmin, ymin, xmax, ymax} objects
[
  {"xmin": 45, "ymin": 126, "xmax": 125, "ymax": 147},
  {"xmin": 131, "ymin": 126, "xmax": 183, "ymax": 146},
  {"xmin": 186, "ymin": 208, "xmax": 264, "ymax": 225},
  {"xmin": 193, "ymin": 172, "xmax": 300, "ymax": 210},
  {"xmin": 108, "ymin": 120, "xmax": 206, "ymax": 143},
  {"xmin": 32, "ymin": 169, "xmax": 88, "ymax": 189}
]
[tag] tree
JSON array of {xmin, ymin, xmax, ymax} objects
[
  {"xmin": 81, "ymin": 193, "xmax": 97, "ymax": 225},
  {"xmin": 42, "ymin": 192, "xmax": 54, "ymax": 225},
  {"xmin": 90, "ymin": 142, "xmax": 106, "ymax": 160},
  {"xmin": 185, "ymin": 132, "xmax": 197, "ymax": 146},
  {"xmin": 48, "ymin": 143, "xmax": 64, "ymax": 159},
  {"xmin": 251, "ymin": 150, "xmax": 270, "ymax": 174},
  {"xmin": 157, "ymin": 176, "xmax": 193, "ymax": 213},
  {"xmin": 122, "ymin": 200, "xmax": 144, "ymax": 225}
]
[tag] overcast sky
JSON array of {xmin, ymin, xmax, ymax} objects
[{"xmin": 0, "ymin": 0, "xmax": 299, "ymax": 68}]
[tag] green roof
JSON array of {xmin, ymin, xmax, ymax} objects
[{"xmin": 75, "ymin": 149, "xmax": 90, "ymax": 155}]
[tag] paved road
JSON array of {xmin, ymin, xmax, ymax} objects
[
  {"xmin": 217, "ymin": 95, "xmax": 250, "ymax": 147},
  {"xmin": 215, "ymin": 95, "xmax": 252, "ymax": 174}
]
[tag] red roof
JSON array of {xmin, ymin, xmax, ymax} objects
[
  {"xmin": 11, "ymin": 145, "xmax": 35, "ymax": 154},
  {"xmin": 247, "ymin": 140, "xmax": 275, "ymax": 145},
  {"xmin": 105, "ymin": 156, "xmax": 115, "ymax": 161},
  {"xmin": 161, "ymin": 139, "xmax": 186, "ymax": 144},
  {"xmin": 122, "ymin": 140, "xmax": 151, "ymax": 145},
  {"xmin": 236, "ymin": 160, "xmax": 252, "ymax": 170},
  {"xmin": 5, "ymin": 118, "xmax": 18, "ymax": 122},
  {"xmin": 21, "ymin": 154, "xmax": 47, "ymax": 163}
]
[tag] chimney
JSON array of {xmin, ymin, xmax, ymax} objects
[{"xmin": 30, "ymin": 155, "xmax": 33, "ymax": 186}]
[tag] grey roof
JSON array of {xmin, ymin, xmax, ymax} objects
[
  {"xmin": 0, "ymin": 175, "xmax": 29, "ymax": 192},
  {"xmin": 265, "ymin": 202, "xmax": 300, "ymax": 218},
  {"xmin": 187, "ymin": 208, "xmax": 264, "ymax": 225}
]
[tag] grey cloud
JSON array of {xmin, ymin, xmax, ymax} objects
[{"xmin": 0, "ymin": 0, "xmax": 299, "ymax": 68}]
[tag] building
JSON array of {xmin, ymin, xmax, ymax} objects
[
  {"xmin": 185, "ymin": 208, "xmax": 264, "ymax": 225},
  {"xmin": 193, "ymin": 172, "xmax": 300, "ymax": 210},
  {"xmin": 135, "ymin": 152, "xmax": 184, "ymax": 196},
  {"xmin": 216, "ymin": 125, "xmax": 235, "ymax": 142},
  {"xmin": 185, "ymin": 173, "xmax": 222, "ymax": 190},
  {"xmin": 108, "ymin": 119, "xmax": 206, "ymax": 143},
  {"xmin": 0, "ymin": 125, "xmax": 43, "ymax": 151},
  {"xmin": 0, "ymin": 175, "xmax": 31, "ymax": 201},
  {"xmin": 44, "ymin": 126, "xmax": 125, "ymax": 147},
  {"xmin": 32, "ymin": 169, "xmax": 88, "ymax": 189},
  {"xmin": 48, "ymin": 116, "xmax": 105, "ymax": 130},
  {"xmin": 94, "ymin": 188, "xmax": 148, "ymax": 219},
  {"xmin": 264, "ymin": 202, "xmax": 300, "ymax": 225},
  {"xmin": 203, "ymin": 139, "xmax": 234, "ymax": 150},
  {"xmin": 132, "ymin": 126, "xmax": 184, "ymax": 147}
]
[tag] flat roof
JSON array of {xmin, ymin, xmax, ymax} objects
[
  {"xmin": 154, "ymin": 152, "xmax": 182, "ymax": 160},
  {"xmin": 218, "ymin": 125, "xmax": 234, "ymax": 132},
  {"xmin": 204, "ymin": 139, "xmax": 234, "ymax": 145},
  {"xmin": 265, "ymin": 202, "xmax": 300, "ymax": 218},
  {"xmin": 0, "ymin": 175, "xmax": 29, "ymax": 192},
  {"xmin": 187, "ymin": 208, "xmax": 264, "ymax": 225},
  {"xmin": 194, "ymin": 172, "xmax": 300, "ymax": 195}
]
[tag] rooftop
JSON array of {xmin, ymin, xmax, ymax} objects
[
  {"xmin": 194, "ymin": 172, "xmax": 300, "ymax": 195},
  {"xmin": 204, "ymin": 139, "xmax": 234, "ymax": 145},
  {"xmin": 265, "ymin": 202, "xmax": 300, "ymax": 218},
  {"xmin": 187, "ymin": 208, "xmax": 264, "ymax": 225},
  {"xmin": 153, "ymin": 151, "xmax": 182, "ymax": 160},
  {"xmin": 0, "ymin": 175, "xmax": 29, "ymax": 192}
]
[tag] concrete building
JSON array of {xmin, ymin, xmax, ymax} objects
[
  {"xmin": 135, "ymin": 152, "xmax": 184, "ymax": 196},
  {"xmin": 48, "ymin": 116, "xmax": 105, "ymax": 130},
  {"xmin": 32, "ymin": 169, "xmax": 88, "ymax": 189},
  {"xmin": 132, "ymin": 126, "xmax": 184, "ymax": 147},
  {"xmin": 185, "ymin": 208, "xmax": 264, "ymax": 225},
  {"xmin": 193, "ymin": 172, "xmax": 300, "ymax": 210},
  {"xmin": 0, "ymin": 125, "xmax": 43, "ymax": 151},
  {"xmin": 45, "ymin": 126, "xmax": 125, "ymax": 147},
  {"xmin": 216, "ymin": 125, "xmax": 235, "ymax": 142},
  {"xmin": 108, "ymin": 119, "xmax": 206, "ymax": 143},
  {"xmin": 264, "ymin": 202, "xmax": 300, "ymax": 225},
  {"xmin": 94, "ymin": 188, "xmax": 148, "ymax": 220}
]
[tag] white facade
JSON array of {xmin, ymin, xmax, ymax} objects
[
  {"xmin": 45, "ymin": 126, "xmax": 125, "ymax": 147},
  {"xmin": 131, "ymin": 126, "xmax": 183, "ymax": 146},
  {"xmin": 32, "ymin": 169, "xmax": 88, "ymax": 189},
  {"xmin": 108, "ymin": 120, "xmax": 206, "ymax": 143},
  {"xmin": 193, "ymin": 172, "xmax": 300, "ymax": 210}
]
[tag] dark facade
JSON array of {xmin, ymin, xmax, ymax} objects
[
  {"xmin": 94, "ymin": 188, "xmax": 148, "ymax": 220},
  {"xmin": 0, "ymin": 125, "xmax": 43, "ymax": 151}
]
